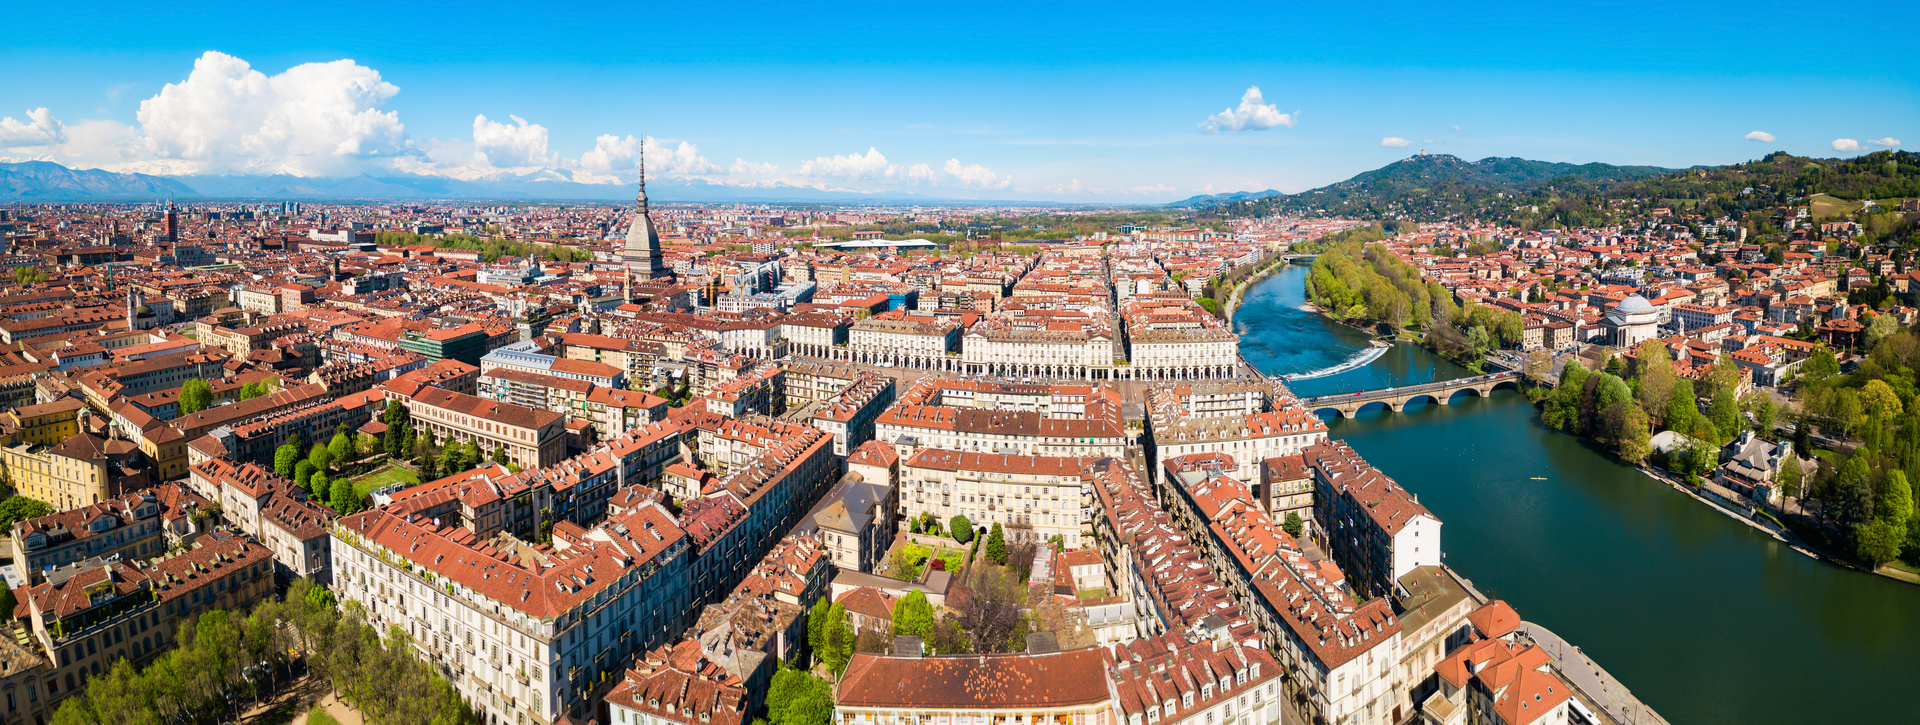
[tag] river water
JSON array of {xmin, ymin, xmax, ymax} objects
[{"xmin": 1234, "ymin": 265, "xmax": 1919, "ymax": 725}]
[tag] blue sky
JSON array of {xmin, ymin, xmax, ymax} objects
[{"xmin": 1, "ymin": 0, "xmax": 1915, "ymax": 201}]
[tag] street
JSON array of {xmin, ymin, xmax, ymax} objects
[{"xmin": 1516, "ymin": 622, "xmax": 1670, "ymax": 725}]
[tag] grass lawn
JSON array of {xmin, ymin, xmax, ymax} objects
[
  {"xmin": 306, "ymin": 707, "xmax": 343, "ymax": 725},
  {"xmin": 1808, "ymin": 193, "xmax": 1862, "ymax": 219},
  {"xmin": 352, "ymin": 465, "xmax": 420, "ymax": 501},
  {"xmin": 249, "ymin": 699, "xmax": 303, "ymax": 725}
]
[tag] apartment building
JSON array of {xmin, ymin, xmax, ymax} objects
[
  {"xmin": 10, "ymin": 484, "xmax": 210, "ymax": 579},
  {"xmin": 873, "ymin": 380, "xmax": 1129, "ymax": 458},
  {"xmin": 1110, "ymin": 634, "xmax": 1286, "ymax": 725},
  {"xmin": 21, "ymin": 535, "xmax": 274, "ymax": 711},
  {"xmin": 1144, "ymin": 382, "xmax": 1329, "ymax": 488},
  {"xmin": 902, "ymin": 448, "xmax": 1093, "ymax": 548},
  {"xmin": 395, "ymin": 385, "xmax": 568, "ymax": 470},
  {"xmin": 846, "ymin": 312, "xmax": 961, "ymax": 368},
  {"xmin": 835, "ymin": 648, "xmax": 1117, "ymax": 725},
  {"xmin": 0, "ymin": 429, "xmax": 150, "ymax": 512},
  {"xmin": 604, "ymin": 641, "xmax": 748, "ymax": 725},
  {"xmin": 807, "ymin": 372, "xmax": 894, "ymax": 457},
  {"xmin": 1305, "ymin": 440, "xmax": 1442, "ymax": 600},
  {"xmin": 798, "ymin": 450, "xmax": 897, "ymax": 573},
  {"xmin": 332, "ymin": 500, "xmax": 692, "ymax": 725},
  {"xmin": 187, "ymin": 458, "xmax": 335, "ymax": 584}
]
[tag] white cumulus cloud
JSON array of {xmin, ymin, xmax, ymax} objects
[
  {"xmin": 1868, "ymin": 137, "xmax": 1902, "ymax": 148},
  {"xmin": 1380, "ymin": 137, "xmax": 1413, "ymax": 148},
  {"xmin": 135, "ymin": 50, "xmax": 405, "ymax": 176},
  {"xmin": 730, "ymin": 158, "xmax": 779, "ymax": 175},
  {"xmin": 941, "ymin": 158, "xmax": 1010, "ymax": 190},
  {"xmin": 644, "ymin": 137, "xmax": 719, "ymax": 176},
  {"xmin": 564, "ymin": 134, "xmax": 719, "ymax": 184},
  {"xmin": 1833, "ymin": 138, "xmax": 1863, "ymax": 152},
  {"xmin": 472, "ymin": 114, "xmax": 557, "ymax": 169},
  {"xmin": 576, "ymin": 134, "xmax": 638, "ymax": 178},
  {"xmin": 799, "ymin": 147, "xmax": 893, "ymax": 179},
  {"xmin": 0, "ymin": 108, "xmax": 67, "ymax": 147},
  {"xmin": 1199, "ymin": 87, "xmax": 1296, "ymax": 133},
  {"xmin": 1744, "ymin": 130, "xmax": 1776, "ymax": 143}
]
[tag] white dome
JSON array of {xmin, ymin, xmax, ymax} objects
[{"xmin": 1614, "ymin": 295, "xmax": 1654, "ymax": 315}]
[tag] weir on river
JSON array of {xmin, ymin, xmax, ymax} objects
[{"xmin": 1235, "ymin": 265, "xmax": 1920, "ymax": 725}]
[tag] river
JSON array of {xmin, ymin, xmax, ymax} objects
[{"xmin": 1234, "ymin": 265, "xmax": 1920, "ymax": 725}]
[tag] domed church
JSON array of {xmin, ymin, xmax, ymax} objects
[{"xmin": 1601, "ymin": 294, "xmax": 1659, "ymax": 348}]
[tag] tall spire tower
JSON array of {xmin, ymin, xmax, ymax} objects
[{"xmin": 621, "ymin": 142, "xmax": 670, "ymax": 280}]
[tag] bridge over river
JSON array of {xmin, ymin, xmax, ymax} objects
[{"xmin": 1298, "ymin": 371, "xmax": 1520, "ymax": 418}]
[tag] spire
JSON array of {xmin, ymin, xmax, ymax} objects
[{"xmin": 636, "ymin": 138, "xmax": 649, "ymax": 214}]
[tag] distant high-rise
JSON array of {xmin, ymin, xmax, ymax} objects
[
  {"xmin": 165, "ymin": 201, "xmax": 178, "ymax": 244},
  {"xmin": 621, "ymin": 144, "xmax": 671, "ymax": 280}
]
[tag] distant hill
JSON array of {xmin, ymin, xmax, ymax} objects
[
  {"xmin": 1224, "ymin": 154, "xmax": 1688, "ymax": 222},
  {"xmin": 1169, "ymin": 189, "xmax": 1283, "ymax": 208},
  {"xmin": 0, "ymin": 161, "xmax": 197, "ymax": 201}
]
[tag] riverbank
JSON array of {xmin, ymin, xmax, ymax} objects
[
  {"xmin": 1221, "ymin": 254, "xmax": 1296, "ymax": 325},
  {"xmin": 1243, "ymin": 266, "xmax": 1920, "ymax": 725}
]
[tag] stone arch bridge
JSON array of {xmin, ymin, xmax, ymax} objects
[{"xmin": 1299, "ymin": 372, "xmax": 1521, "ymax": 418}]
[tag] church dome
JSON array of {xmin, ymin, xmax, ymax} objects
[
  {"xmin": 134, "ymin": 303, "xmax": 155, "ymax": 317},
  {"xmin": 1614, "ymin": 295, "xmax": 1654, "ymax": 315}
]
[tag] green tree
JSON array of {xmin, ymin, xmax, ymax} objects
[
  {"xmin": 329, "ymin": 476, "xmax": 357, "ymax": 515},
  {"xmin": 1881, "ymin": 470, "xmax": 1914, "ymax": 526},
  {"xmin": 271, "ymin": 434, "xmax": 304, "ymax": 477},
  {"xmin": 381, "ymin": 401, "xmax": 411, "ymax": 457},
  {"xmin": 1605, "ymin": 402, "xmax": 1652, "ymax": 464},
  {"xmin": 807, "ymin": 598, "xmax": 830, "ymax": 661},
  {"xmin": 1831, "ymin": 388, "xmax": 1864, "ymax": 439},
  {"xmin": 1856, "ymin": 519, "xmax": 1905, "ymax": 566},
  {"xmin": 891, "ymin": 590, "xmax": 934, "ymax": 639},
  {"xmin": 1666, "ymin": 379, "xmax": 1702, "ymax": 437},
  {"xmin": 310, "ymin": 471, "xmax": 330, "ymax": 503},
  {"xmin": 1709, "ymin": 385, "xmax": 1741, "ymax": 442},
  {"xmin": 1745, "ymin": 393, "xmax": 1777, "ymax": 434},
  {"xmin": 442, "ymin": 444, "xmax": 467, "ymax": 474},
  {"xmin": 820, "ymin": 603, "xmax": 853, "ymax": 676},
  {"xmin": 295, "ymin": 460, "xmax": 316, "ymax": 491},
  {"xmin": 329, "ymin": 431, "xmax": 354, "ymax": 465},
  {"xmin": 1282, "ymin": 511, "xmax": 1305, "ymax": 538},
  {"xmin": 949, "ymin": 515, "xmax": 974, "ymax": 544},
  {"xmin": 1865, "ymin": 313, "xmax": 1900, "ymax": 349},
  {"xmin": 1801, "ymin": 347, "xmax": 1839, "ymax": 385},
  {"xmin": 986, "ymin": 522, "xmax": 1007, "ymax": 565},
  {"xmin": 1542, "ymin": 361, "xmax": 1589, "ymax": 432},
  {"xmin": 1860, "ymin": 379, "xmax": 1903, "ymax": 450},
  {"xmin": 0, "ymin": 496, "xmax": 52, "ymax": 528},
  {"xmin": 178, "ymin": 378, "xmax": 213, "ymax": 415},
  {"xmin": 1634, "ymin": 341, "xmax": 1675, "ymax": 425},
  {"xmin": 492, "ymin": 446, "xmax": 510, "ymax": 466},
  {"xmin": 309, "ymin": 442, "xmax": 332, "ymax": 473},
  {"xmin": 766, "ymin": 669, "xmax": 835, "ymax": 725}
]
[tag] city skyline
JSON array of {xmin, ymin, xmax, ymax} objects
[{"xmin": 1, "ymin": 0, "xmax": 1915, "ymax": 202}]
